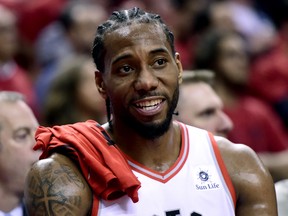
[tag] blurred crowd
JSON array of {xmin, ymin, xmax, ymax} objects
[
  {"xmin": 0, "ymin": 0, "xmax": 288, "ymax": 214},
  {"xmin": 0, "ymin": 0, "xmax": 287, "ymax": 150}
]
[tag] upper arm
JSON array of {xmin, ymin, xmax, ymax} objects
[
  {"xmin": 216, "ymin": 137, "xmax": 278, "ymax": 216},
  {"xmin": 24, "ymin": 153, "xmax": 92, "ymax": 216}
]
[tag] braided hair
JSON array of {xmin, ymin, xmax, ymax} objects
[
  {"xmin": 91, "ymin": 7, "xmax": 175, "ymax": 128},
  {"xmin": 92, "ymin": 7, "xmax": 175, "ymax": 72}
]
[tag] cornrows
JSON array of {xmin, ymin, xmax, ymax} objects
[{"xmin": 91, "ymin": 7, "xmax": 175, "ymax": 73}]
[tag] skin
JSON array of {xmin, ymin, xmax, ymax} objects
[
  {"xmin": 25, "ymin": 22, "xmax": 277, "ymax": 215},
  {"xmin": 24, "ymin": 154, "xmax": 92, "ymax": 216},
  {"xmin": 175, "ymin": 81, "xmax": 233, "ymax": 137},
  {"xmin": 0, "ymin": 100, "xmax": 40, "ymax": 212}
]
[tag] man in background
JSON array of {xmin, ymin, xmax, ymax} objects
[
  {"xmin": 0, "ymin": 91, "xmax": 40, "ymax": 216},
  {"xmin": 175, "ymin": 70, "xmax": 233, "ymax": 137}
]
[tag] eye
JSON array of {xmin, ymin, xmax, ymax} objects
[
  {"xmin": 153, "ymin": 58, "xmax": 167, "ymax": 68},
  {"xmin": 119, "ymin": 65, "xmax": 134, "ymax": 74},
  {"xmin": 199, "ymin": 108, "xmax": 216, "ymax": 118},
  {"xmin": 13, "ymin": 128, "xmax": 31, "ymax": 143}
]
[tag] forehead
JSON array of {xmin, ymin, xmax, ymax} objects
[
  {"xmin": 106, "ymin": 22, "xmax": 167, "ymax": 43},
  {"xmin": 103, "ymin": 23, "xmax": 170, "ymax": 63},
  {"xmin": 0, "ymin": 101, "xmax": 37, "ymax": 130},
  {"xmin": 181, "ymin": 83, "xmax": 222, "ymax": 111},
  {"xmin": 219, "ymin": 35, "xmax": 245, "ymax": 50}
]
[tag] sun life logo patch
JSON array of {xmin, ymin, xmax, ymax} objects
[{"xmin": 193, "ymin": 166, "xmax": 221, "ymax": 191}]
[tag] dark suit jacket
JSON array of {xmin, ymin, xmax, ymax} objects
[{"xmin": 22, "ymin": 200, "xmax": 28, "ymax": 216}]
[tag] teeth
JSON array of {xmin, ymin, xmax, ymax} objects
[{"xmin": 135, "ymin": 99, "xmax": 162, "ymax": 109}]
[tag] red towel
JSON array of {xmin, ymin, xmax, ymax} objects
[{"xmin": 34, "ymin": 120, "xmax": 141, "ymax": 214}]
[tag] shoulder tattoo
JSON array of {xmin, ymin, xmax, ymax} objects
[{"xmin": 25, "ymin": 161, "xmax": 90, "ymax": 215}]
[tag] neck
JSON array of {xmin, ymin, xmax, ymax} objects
[{"xmin": 105, "ymin": 121, "xmax": 181, "ymax": 173}]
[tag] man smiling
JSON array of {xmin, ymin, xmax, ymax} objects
[{"xmin": 24, "ymin": 7, "xmax": 277, "ymax": 216}]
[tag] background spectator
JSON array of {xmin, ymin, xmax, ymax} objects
[
  {"xmin": 0, "ymin": 5, "xmax": 38, "ymax": 117},
  {"xmin": 42, "ymin": 55, "xmax": 106, "ymax": 126},
  {"xmin": 175, "ymin": 70, "xmax": 233, "ymax": 137},
  {"xmin": 34, "ymin": 1, "xmax": 108, "ymax": 110},
  {"xmin": 0, "ymin": 91, "xmax": 40, "ymax": 216},
  {"xmin": 249, "ymin": 1, "xmax": 288, "ymax": 129},
  {"xmin": 194, "ymin": 29, "xmax": 288, "ymax": 182}
]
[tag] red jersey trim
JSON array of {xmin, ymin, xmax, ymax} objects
[
  {"xmin": 208, "ymin": 132, "xmax": 237, "ymax": 207},
  {"xmin": 127, "ymin": 122, "xmax": 189, "ymax": 183}
]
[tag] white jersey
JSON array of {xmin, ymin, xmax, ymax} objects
[{"xmin": 96, "ymin": 123, "xmax": 236, "ymax": 216}]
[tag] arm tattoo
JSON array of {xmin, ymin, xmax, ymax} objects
[{"xmin": 26, "ymin": 163, "xmax": 88, "ymax": 215}]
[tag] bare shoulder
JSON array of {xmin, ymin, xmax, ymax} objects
[
  {"xmin": 214, "ymin": 136, "xmax": 267, "ymax": 177},
  {"xmin": 24, "ymin": 153, "xmax": 92, "ymax": 216},
  {"xmin": 214, "ymin": 136, "xmax": 277, "ymax": 216}
]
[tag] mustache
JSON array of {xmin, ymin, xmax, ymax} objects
[{"xmin": 130, "ymin": 92, "xmax": 168, "ymax": 101}]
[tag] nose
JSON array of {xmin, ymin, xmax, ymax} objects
[
  {"xmin": 27, "ymin": 134, "xmax": 41, "ymax": 162},
  {"xmin": 28, "ymin": 130, "xmax": 38, "ymax": 149},
  {"xmin": 28, "ymin": 131, "xmax": 36, "ymax": 146},
  {"xmin": 217, "ymin": 111, "xmax": 234, "ymax": 137},
  {"xmin": 134, "ymin": 67, "xmax": 159, "ymax": 92}
]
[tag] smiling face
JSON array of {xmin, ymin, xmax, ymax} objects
[{"xmin": 96, "ymin": 22, "xmax": 182, "ymax": 139}]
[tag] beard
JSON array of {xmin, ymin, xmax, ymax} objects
[{"xmin": 120, "ymin": 85, "xmax": 180, "ymax": 140}]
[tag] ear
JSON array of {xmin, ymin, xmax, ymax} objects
[
  {"xmin": 175, "ymin": 52, "xmax": 183, "ymax": 84},
  {"xmin": 95, "ymin": 70, "xmax": 107, "ymax": 99}
]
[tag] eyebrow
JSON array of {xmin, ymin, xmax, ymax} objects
[
  {"xmin": 13, "ymin": 127, "xmax": 30, "ymax": 133},
  {"xmin": 149, "ymin": 48, "xmax": 169, "ymax": 55},
  {"xmin": 112, "ymin": 53, "xmax": 133, "ymax": 65},
  {"xmin": 111, "ymin": 48, "xmax": 170, "ymax": 65},
  {"xmin": 14, "ymin": 126, "xmax": 37, "ymax": 134}
]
